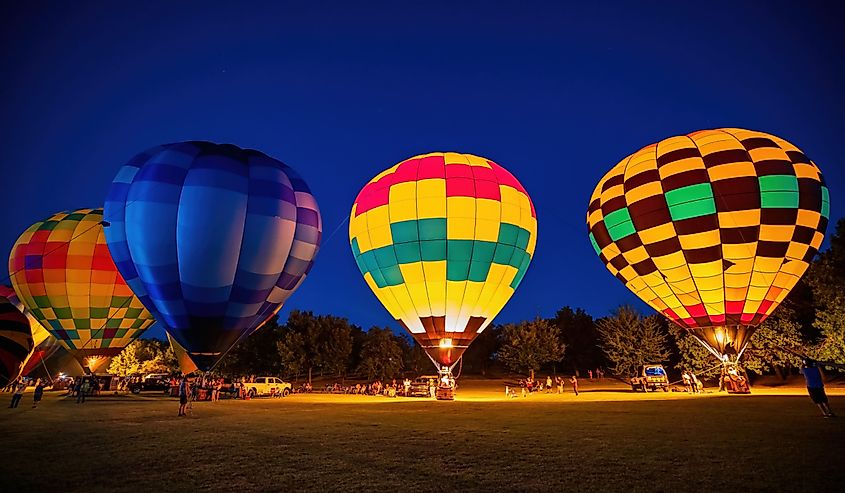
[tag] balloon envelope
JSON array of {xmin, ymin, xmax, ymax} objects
[
  {"xmin": 350, "ymin": 153, "xmax": 537, "ymax": 367},
  {"xmin": 166, "ymin": 331, "xmax": 199, "ymax": 375},
  {"xmin": 104, "ymin": 142, "xmax": 321, "ymax": 371},
  {"xmin": 8, "ymin": 209, "xmax": 155, "ymax": 365},
  {"xmin": 0, "ymin": 285, "xmax": 59, "ymax": 377},
  {"xmin": 0, "ymin": 295, "xmax": 33, "ymax": 386},
  {"xmin": 587, "ymin": 128, "xmax": 829, "ymax": 359}
]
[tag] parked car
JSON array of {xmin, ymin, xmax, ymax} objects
[
  {"xmin": 129, "ymin": 373, "xmax": 172, "ymax": 394},
  {"xmin": 407, "ymin": 376, "xmax": 438, "ymax": 397},
  {"xmin": 631, "ymin": 364, "xmax": 669, "ymax": 392},
  {"xmin": 243, "ymin": 377, "xmax": 292, "ymax": 398},
  {"xmin": 142, "ymin": 373, "xmax": 171, "ymax": 391}
]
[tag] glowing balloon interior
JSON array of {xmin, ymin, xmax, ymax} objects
[
  {"xmin": 350, "ymin": 152, "xmax": 537, "ymax": 368},
  {"xmin": 587, "ymin": 128, "xmax": 829, "ymax": 360}
]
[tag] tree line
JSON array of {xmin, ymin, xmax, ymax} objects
[{"xmin": 111, "ymin": 218, "xmax": 844, "ymax": 381}]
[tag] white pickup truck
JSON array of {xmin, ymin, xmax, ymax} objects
[{"xmin": 244, "ymin": 377, "xmax": 292, "ymax": 398}]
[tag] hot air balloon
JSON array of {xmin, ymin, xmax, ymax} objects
[
  {"xmin": 587, "ymin": 128, "xmax": 829, "ymax": 386},
  {"xmin": 104, "ymin": 141, "xmax": 321, "ymax": 371},
  {"xmin": 0, "ymin": 295, "xmax": 33, "ymax": 386},
  {"xmin": 8, "ymin": 208, "xmax": 156, "ymax": 373},
  {"xmin": 166, "ymin": 331, "xmax": 199, "ymax": 375},
  {"xmin": 0, "ymin": 285, "xmax": 61, "ymax": 378},
  {"xmin": 350, "ymin": 152, "xmax": 537, "ymax": 398}
]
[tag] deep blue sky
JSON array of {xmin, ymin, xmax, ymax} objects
[{"xmin": 2, "ymin": 1, "xmax": 843, "ymax": 340}]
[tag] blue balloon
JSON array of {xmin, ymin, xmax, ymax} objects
[{"xmin": 104, "ymin": 142, "xmax": 321, "ymax": 370}]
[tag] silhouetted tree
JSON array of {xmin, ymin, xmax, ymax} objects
[
  {"xmin": 806, "ymin": 218, "xmax": 845, "ymax": 363},
  {"xmin": 553, "ymin": 306, "xmax": 603, "ymax": 373},
  {"xmin": 401, "ymin": 336, "xmax": 432, "ymax": 375},
  {"xmin": 461, "ymin": 325, "xmax": 500, "ymax": 375},
  {"xmin": 742, "ymin": 313, "xmax": 804, "ymax": 377},
  {"xmin": 668, "ymin": 323, "xmax": 714, "ymax": 375},
  {"xmin": 497, "ymin": 318, "xmax": 565, "ymax": 375},
  {"xmin": 358, "ymin": 327, "xmax": 404, "ymax": 380},
  {"xmin": 597, "ymin": 306, "xmax": 670, "ymax": 377},
  {"xmin": 218, "ymin": 315, "xmax": 285, "ymax": 376}
]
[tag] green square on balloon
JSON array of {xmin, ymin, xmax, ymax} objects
[
  {"xmin": 497, "ymin": 223, "xmax": 520, "ymax": 246},
  {"xmin": 374, "ymin": 246, "xmax": 398, "ymax": 268},
  {"xmin": 381, "ymin": 265, "xmax": 405, "ymax": 286},
  {"xmin": 394, "ymin": 243, "xmax": 422, "ymax": 263},
  {"xmin": 447, "ymin": 240, "xmax": 474, "ymax": 261},
  {"xmin": 446, "ymin": 261, "xmax": 470, "ymax": 281},
  {"xmin": 390, "ymin": 220, "xmax": 419, "ymax": 243},
  {"xmin": 468, "ymin": 261, "xmax": 491, "ymax": 282},
  {"xmin": 493, "ymin": 244, "xmax": 515, "ymax": 264},
  {"xmin": 471, "ymin": 241, "xmax": 496, "ymax": 263},
  {"xmin": 418, "ymin": 218, "xmax": 447, "ymax": 241},
  {"xmin": 420, "ymin": 240, "xmax": 447, "ymax": 261}
]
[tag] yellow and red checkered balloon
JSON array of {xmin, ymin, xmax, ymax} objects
[
  {"xmin": 8, "ymin": 208, "xmax": 155, "ymax": 362},
  {"xmin": 350, "ymin": 153, "xmax": 537, "ymax": 367},
  {"xmin": 587, "ymin": 129, "xmax": 829, "ymax": 359}
]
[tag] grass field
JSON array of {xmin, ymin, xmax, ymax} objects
[{"xmin": 1, "ymin": 380, "xmax": 843, "ymax": 492}]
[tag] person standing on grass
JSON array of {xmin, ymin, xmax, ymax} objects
[
  {"xmin": 32, "ymin": 378, "xmax": 45, "ymax": 408},
  {"xmin": 801, "ymin": 359, "xmax": 835, "ymax": 418},
  {"xmin": 682, "ymin": 371, "xmax": 692, "ymax": 393},
  {"xmin": 178, "ymin": 376, "xmax": 191, "ymax": 417},
  {"xmin": 570, "ymin": 375, "xmax": 579, "ymax": 396},
  {"xmin": 9, "ymin": 379, "xmax": 25, "ymax": 408},
  {"xmin": 78, "ymin": 379, "xmax": 89, "ymax": 404},
  {"xmin": 546, "ymin": 376, "xmax": 552, "ymax": 393},
  {"xmin": 690, "ymin": 373, "xmax": 700, "ymax": 394}
]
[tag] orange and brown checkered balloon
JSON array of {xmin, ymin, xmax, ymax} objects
[
  {"xmin": 8, "ymin": 208, "xmax": 155, "ymax": 360},
  {"xmin": 587, "ymin": 129, "xmax": 829, "ymax": 359}
]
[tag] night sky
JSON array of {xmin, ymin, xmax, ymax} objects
[{"xmin": 2, "ymin": 1, "xmax": 843, "ymax": 340}]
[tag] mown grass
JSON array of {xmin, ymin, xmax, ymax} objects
[{"xmin": 0, "ymin": 382, "xmax": 843, "ymax": 492}]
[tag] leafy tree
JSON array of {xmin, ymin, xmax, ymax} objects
[
  {"xmin": 461, "ymin": 325, "xmax": 499, "ymax": 375},
  {"xmin": 597, "ymin": 306, "xmax": 670, "ymax": 377},
  {"xmin": 280, "ymin": 310, "xmax": 322, "ymax": 380},
  {"xmin": 312, "ymin": 315, "xmax": 354, "ymax": 377},
  {"xmin": 107, "ymin": 338, "xmax": 178, "ymax": 376},
  {"xmin": 553, "ymin": 306, "xmax": 603, "ymax": 373},
  {"xmin": 277, "ymin": 330, "xmax": 307, "ymax": 379},
  {"xmin": 137, "ymin": 339, "xmax": 178, "ymax": 373},
  {"xmin": 668, "ymin": 323, "xmax": 715, "ymax": 374},
  {"xmin": 401, "ymin": 336, "xmax": 432, "ymax": 376},
  {"xmin": 806, "ymin": 218, "xmax": 845, "ymax": 363},
  {"xmin": 108, "ymin": 341, "xmax": 141, "ymax": 376},
  {"xmin": 497, "ymin": 318, "xmax": 565, "ymax": 375},
  {"xmin": 742, "ymin": 313, "xmax": 804, "ymax": 376},
  {"xmin": 275, "ymin": 311, "xmax": 356, "ymax": 380},
  {"xmin": 357, "ymin": 327, "xmax": 404, "ymax": 380},
  {"xmin": 219, "ymin": 315, "xmax": 286, "ymax": 376}
]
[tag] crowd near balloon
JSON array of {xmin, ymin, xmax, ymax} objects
[{"xmin": 0, "ymin": 128, "xmax": 838, "ymax": 403}]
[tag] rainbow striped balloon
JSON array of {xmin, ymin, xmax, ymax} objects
[
  {"xmin": 8, "ymin": 209, "xmax": 155, "ymax": 360},
  {"xmin": 350, "ymin": 153, "xmax": 537, "ymax": 367}
]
